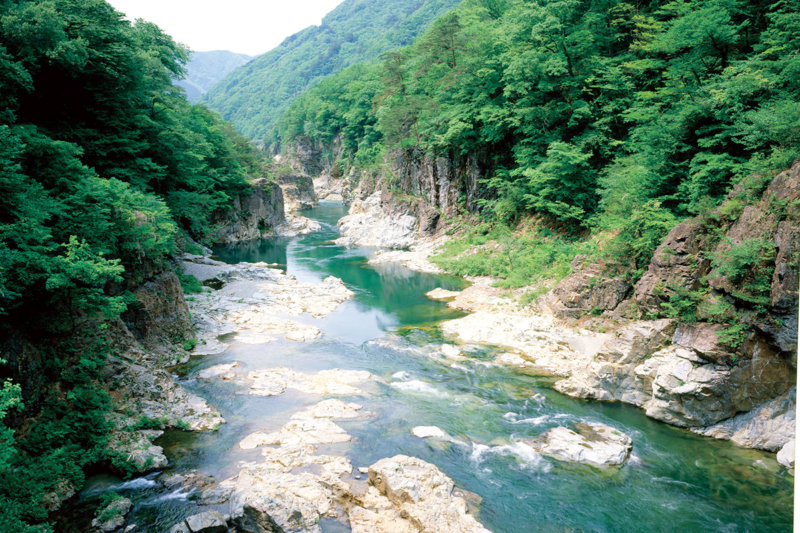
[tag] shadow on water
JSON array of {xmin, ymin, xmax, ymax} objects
[{"xmin": 83, "ymin": 201, "xmax": 792, "ymax": 533}]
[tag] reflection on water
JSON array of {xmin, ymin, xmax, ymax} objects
[{"xmin": 83, "ymin": 201, "xmax": 792, "ymax": 533}]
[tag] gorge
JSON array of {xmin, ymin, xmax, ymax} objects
[{"xmin": 1, "ymin": 0, "xmax": 798, "ymax": 531}]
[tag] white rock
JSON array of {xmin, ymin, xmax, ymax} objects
[
  {"xmin": 335, "ymin": 192, "xmax": 418, "ymax": 249},
  {"xmin": 440, "ymin": 344, "xmax": 463, "ymax": 360},
  {"xmin": 529, "ymin": 422, "xmax": 632, "ymax": 467},
  {"xmin": 367, "ymin": 455, "xmax": 490, "ymax": 533},
  {"xmin": 411, "ymin": 426, "xmax": 449, "ymax": 439},
  {"xmin": 246, "ymin": 367, "xmax": 373, "ymax": 397},
  {"xmin": 197, "ymin": 362, "xmax": 240, "ymax": 381},
  {"xmin": 777, "ymin": 439, "xmax": 795, "ymax": 470},
  {"xmin": 291, "ymin": 399, "xmax": 367, "ymax": 420},
  {"xmin": 426, "ymin": 287, "xmax": 460, "ymax": 300}
]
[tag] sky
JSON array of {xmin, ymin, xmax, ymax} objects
[{"xmin": 107, "ymin": 0, "xmax": 345, "ymax": 56}]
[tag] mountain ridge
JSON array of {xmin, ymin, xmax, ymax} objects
[
  {"xmin": 177, "ymin": 50, "xmax": 252, "ymax": 102},
  {"xmin": 203, "ymin": 0, "xmax": 462, "ymax": 140}
]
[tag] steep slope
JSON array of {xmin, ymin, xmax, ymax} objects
[
  {"xmin": 203, "ymin": 0, "xmax": 462, "ymax": 140},
  {"xmin": 176, "ymin": 50, "xmax": 252, "ymax": 102}
]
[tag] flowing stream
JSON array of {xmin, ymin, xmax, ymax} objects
[{"xmin": 81, "ymin": 202, "xmax": 793, "ymax": 532}]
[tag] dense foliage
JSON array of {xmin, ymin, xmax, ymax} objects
[
  {"xmin": 0, "ymin": 0, "xmax": 266, "ymax": 325},
  {"xmin": 0, "ymin": 1, "xmax": 266, "ymax": 530},
  {"xmin": 204, "ymin": 0, "xmax": 463, "ymax": 140},
  {"xmin": 278, "ymin": 0, "xmax": 800, "ymax": 245}
]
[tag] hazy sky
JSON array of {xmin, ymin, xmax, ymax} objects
[{"xmin": 107, "ymin": 0, "xmax": 345, "ymax": 56}]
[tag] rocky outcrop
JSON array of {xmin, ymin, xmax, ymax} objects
[
  {"xmin": 181, "ymin": 254, "xmax": 353, "ymax": 353},
  {"xmin": 535, "ymin": 164, "xmax": 800, "ymax": 460},
  {"xmin": 527, "ymin": 423, "xmax": 632, "ymax": 467},
  {"xmin": 276, "ymin": 173, "xmax": 317, "ymax": 213},
  {"xmin": 333, "ymin": 147, "xmax": 489, "ymax": 250},
  {"xmin": 539, "ymin": 256, "xmax": 632, "ymax": 319},
  {"xmin": 364, "ymin": 455, "xmax": 490, "ymax": 533},
  {"xmin": 336, "ymin": 191, "xmax": 418, "ymax": 249},
  {"xmin": 123, "ymin": 271, "xmax": 192, "ymax": 354},
  {"xmin": 92, "ymin": 497, "xmax": 132, "ymax": 532},
  {"xmin": 314, "ymin": 172, "xmax": 349, "ymax": 202},
  {"xmin": 554, "ymin": 319, "xmax": 676, "ymax": 405},
  {"xmin": 214, "ymin": 178, "xmax": 285, "ymax": 243},
  {"xmin": 634, "ymin": 162, "xmax": 799, "ymax": 358},
  {"xmin": 692, "ymin": 387, "xmax": 796, "ymax": 451}
]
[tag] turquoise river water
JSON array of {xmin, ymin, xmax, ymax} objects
[{"xmin": 77, "ymin": 202, "xmax": 793, "ymax": 532}]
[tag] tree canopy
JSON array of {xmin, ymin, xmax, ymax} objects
[{"xmin": 278, "ymin": 0, "xmax": 800, "ymax": 230}]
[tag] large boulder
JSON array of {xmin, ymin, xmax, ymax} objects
[
  {"xmin": 366, "ymin": 455, "xmax": 490, "ymax": 533},
  {"xmin": 527, "ymin": 423, "xmax": 632, "ymax": 467},
  {"xmin": 554, "ymin": 319, "xmax": 675, "ymax": 404},
  {"xmin": 635, "ymin": 344, "xmax": 793, "ymax": 427}
]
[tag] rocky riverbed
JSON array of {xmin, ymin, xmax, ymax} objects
[
  {"xmin": 90, "ymin": 200, "xmax": 794, "ymax": 533},
  {"xmin": 328, "ymin": 174, "xmax": 796, "ymax": 471},
  {"xmin": 125, "ymin": 249, "xmax": 493, "ymax": 533}
]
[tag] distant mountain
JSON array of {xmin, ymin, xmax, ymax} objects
[
  {"xmin": 177, "ymin": 50, "xmax": 252, "ymax": 102},
  {"xmin": 204, "ymin": 0, "xmax": 462, "ymax": 140}
]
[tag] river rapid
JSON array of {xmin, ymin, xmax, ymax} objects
[{"xmin": 81, "ymin": 202, "xmax": 793, "ymax": 532}]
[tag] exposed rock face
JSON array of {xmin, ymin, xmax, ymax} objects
[
  {"xmin": 336, "ymin": 191, "xmax": 418, "ymax": 249},
  {"xmin": 332, "ymin": 146, "xmax": 489, "ymax": 251},
  {"xmin": 540, "ymin": 256, "xmax": 631, "ymax": 319},
  {"xmin": 277, "ymin": 173, "xmax": 317, "ymax": 213},
  {"xmin": 106, "ymin": 429, "xmax": 168, "ymax": 472},
  {"xmin": 532, "ymin": 164, "xmax": 799, "ymax": 461},
  {"xmin": 314, "ymin": 173, "xmax": 349, "ymax": 202},
  {"xmin": 107, "ymin": 360, "xmax": 224, "ymax": 431},
  {"xmin": 528, "ymin": 423, "xmax": 632, "ymax": 467},
  {"xmin": 693, "ymin": 387, "xmax": 796, "ymax": 451},
  {"xmin": 92, "ymin": 497, "xmax": 132, "ymax": 532},
  {"xmin": 215, "ymin": 178, "xmax": 286, "ymax": 243},
  {"xmin": 123, "ymin": 271, "xmax": 193, "ymax": 354},
  {"xmin": 389, "ymin": 148, "xmax": 484, "ymax": 218},
  {"xmin": 555, "ymin": 318, "xmax": 793, "ymax": 429},
  {"xmin": 287, "ymin": 135, "xmax": 325, "ymax": 177},
  {"xmin": 554, "ymin": 319, "xmax": 676, "ymax": 405},
  {"xmin": 365, "ymin": 455, "xmax": 490, "ymax": 533},
  {"xmin": 634, "ymin": 162, "xmax": 800, "ymax": 362}
]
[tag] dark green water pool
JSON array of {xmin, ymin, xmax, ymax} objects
[{"xmin": 84, "ymin": 201, "xmax": 794, "ymax": 532}]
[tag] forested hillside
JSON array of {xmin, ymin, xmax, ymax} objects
[
  {"xmin": 176, "ymin": 50, "xmax": 252, "ymax": 102},
  {"xmin": 0, "ymin": 0, "xmax": 268, "ymax": 529},
  {"xmin": 203, "ymin": 0, "xmax": 463, "ymax": 140},
  {"xmin": 278, "ymin": 0, "xmax": 800, "ymax": 283}
]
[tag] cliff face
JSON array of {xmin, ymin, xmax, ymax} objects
[
  {"xmin": 329, "ymin": 147, "xmax": 487, "ymax": 247},
  {"xmin": 276, "ymin": 173, "xmax": 317, "ymax": 213},
  {"xmin": 214, "ymin": 178, "xmax": 285, "ymax": 243},
  {"xmin": 547, "ymin": 162, "xmax": 799, "ymax": 460}
]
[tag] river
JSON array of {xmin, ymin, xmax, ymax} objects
[{"xmin": 80, "ymin": 201, "xmax": 793, "ymax": 532}]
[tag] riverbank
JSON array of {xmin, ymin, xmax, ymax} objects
[
  {"xmin": 330, "ymin": 174, "xmax": 797, "ymax": 472},
  {"xmin": 75, "ymin": 201, "xmax": 794, "ymax": 532}
]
